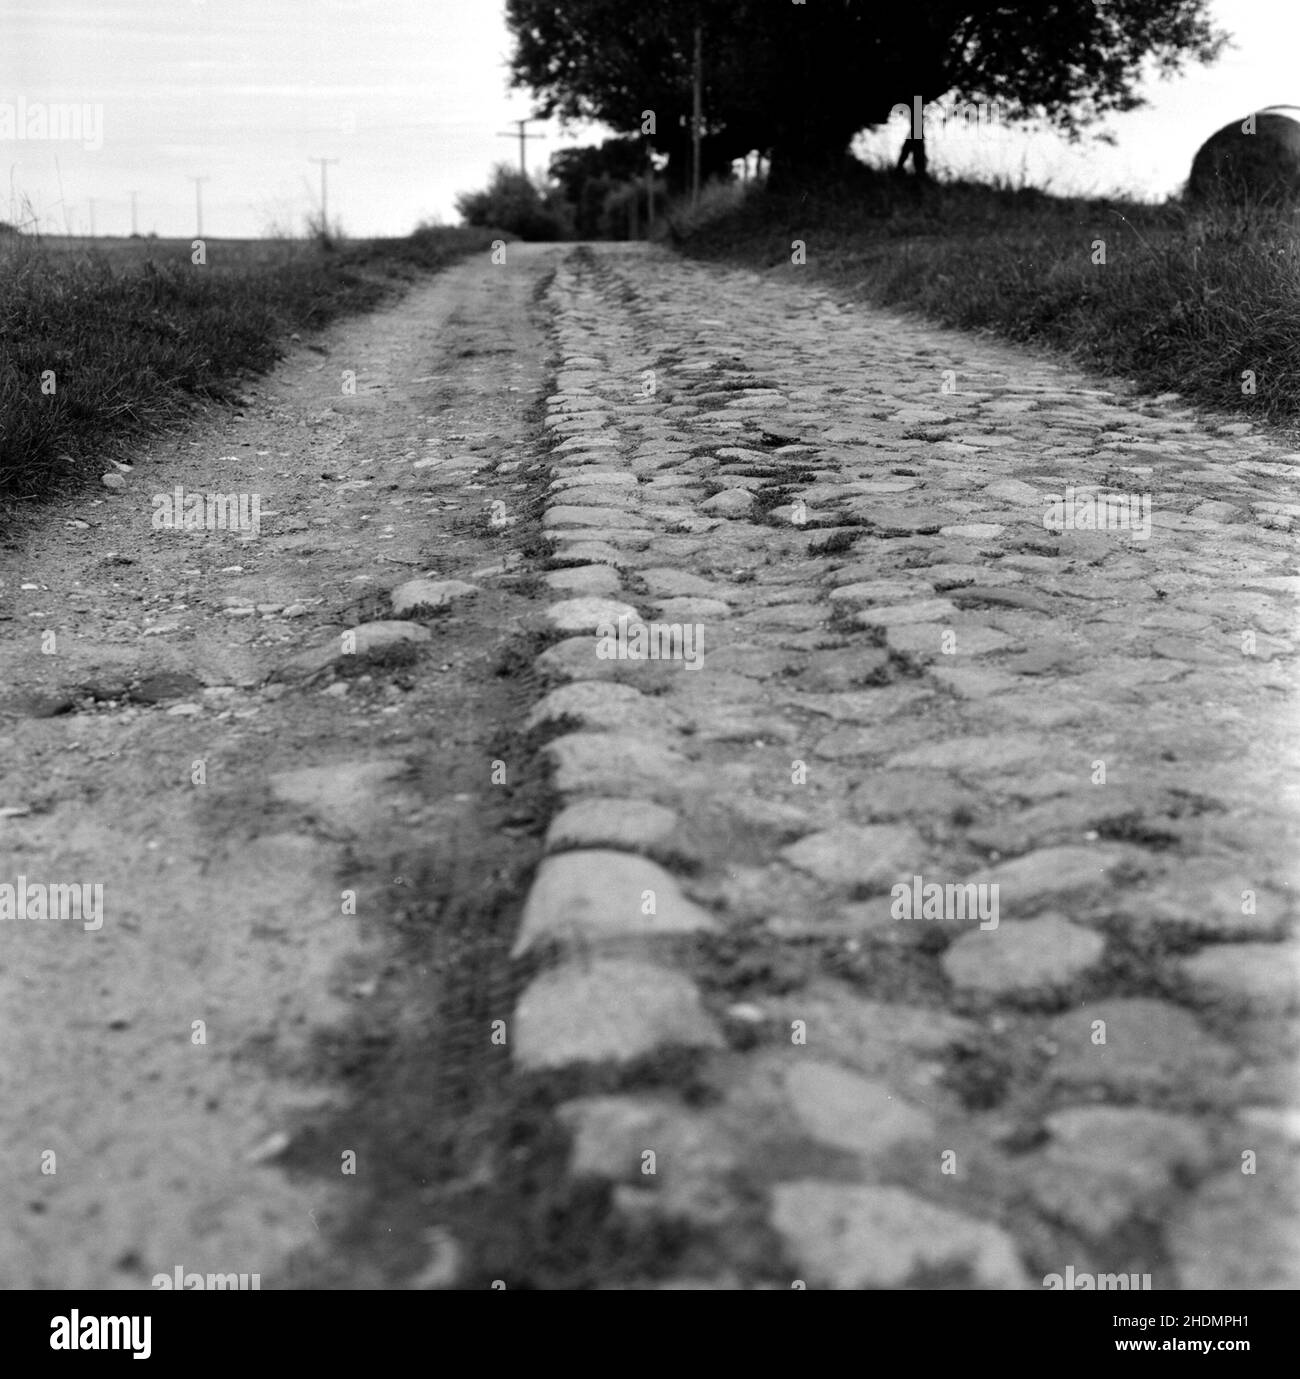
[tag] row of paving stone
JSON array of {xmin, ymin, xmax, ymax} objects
[{"xmin": 506, "ymin": 242, "xmax": 1298, "ymax": 1288}]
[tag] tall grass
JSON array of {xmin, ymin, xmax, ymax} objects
[
  {"xmin": 0, "ymin": 224, "xmax": 500, "ymax": 506},
  {"xmin": 677, "ymin": 166, "xmax": 1300, "ymax": 434}
]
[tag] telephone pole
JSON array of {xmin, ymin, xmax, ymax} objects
[
  {"xmin": 691, "ymin": 24, "xmax": 703, "ymax": 209},
  {"xmin": 308, "ymin": 156, "xmax": 339, "ymax": 226},
  {"xmin": 87, "ymin": 197, "xmax": 96, "ymax": 237},
  {"xmin": 645, "ymin": 145, "xmax": 655, "ymax": 230},
  {"xmin": 128, "ymin": 190, "xmax": 139, "ymax": 236},
  {"xmin": 497, "ymin": 118, "xmax": 545, "ymax": 177},
  {"xmin": 188, "ymin": 176, "xmax": 209, "ymax": 237}
]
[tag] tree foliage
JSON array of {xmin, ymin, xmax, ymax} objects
[
  {"xmin": 506, "ymin": 0, "xmax": 1226, "ymax": 185},
  {"xmin": 454, "ymin": 163, "xmax": 569, "ymax": 239}
]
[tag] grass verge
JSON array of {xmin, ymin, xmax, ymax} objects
[{"xmin": 0, "ymin": 225, "xmax": 504, "ymax": 507}]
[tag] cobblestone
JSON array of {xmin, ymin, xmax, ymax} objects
[
  {"xmin": 543, "ymin": 564, "xmax": 622, "ymax": 596},
  {"xmin": 389, "ymin": 578, "xmax": 478, "ymax": 614},
  {"xmin": 1046, "ymin": 998, "xmax": 1239, "ymax": 1096},
  {"xmin": 1024, "ymin": 1107, "xmax": 1214, "ymax": 1235},
  {"xmin": 1178, "ymin": 942, "xmax": 1300, "ymax": 1012},
  {"xmin": 512, "ymin": 849, "xmax": 716, "ymax": 957},
  {"xmin": 782, "ymin": 1061, "xmax": 936, "ymax": 1157},
  {"xmin": 1167, "ymin": 1166, "xmax": 1300, "ymax": 1289},
  {"xmin": 781, "ymin": 824, "xmax": 925, "ymax": 891},
  {"xmin": 513, "ymin": 958, "xmax": 724, "ymax": 1069},
  {"xmin": 506, "ymin": 242, "xmax": 1298, "ymax": 1289},
  {"xmin": 557, "ymin": 1096, "xmax": 738, "ymax": 1224},
  {"xmin": 771, "ymin": 1182, "xmax": 1028, "ymax": 1289},
  {"xmin": 543, "ymin": 596, "xmax": 640, "ymax": 633},
  {"xmin": 545, "ymin": 798, "xmax": 680, "ymax": 855},
  {"xmin": 942, "ymin": 915, "xmax": 1107, "ymax": 995}
]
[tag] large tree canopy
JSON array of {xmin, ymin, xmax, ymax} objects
[{"xmin": 506, "ymin": 0, "xmax": 1226, "ymax": 187}]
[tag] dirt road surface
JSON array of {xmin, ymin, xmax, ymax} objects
[{"xmin": 1, "ymin": 240, "xmax": 1296, "ymax": 1289}]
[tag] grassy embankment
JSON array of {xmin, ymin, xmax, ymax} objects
[
  {"xmin": 0, "ymin": 226, "xmax": 502, "ymax": 507},
  {"xmin": 672, "ymin": 167, "xmax": 1300, "ymax": 437}
]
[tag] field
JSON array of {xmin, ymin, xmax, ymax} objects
[{"xmin": 0, "ymin": 227, "xmax": 501, "ymax": 509}]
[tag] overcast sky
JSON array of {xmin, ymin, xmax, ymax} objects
[{"xmin": 1, "ymin": 0, "xmax": 1296, "ymax": 239}]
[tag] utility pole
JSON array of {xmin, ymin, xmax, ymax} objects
[
  {"xmin": 55, "ymin": 155, "xmax": 70, "ymax": 235},
  {"xmin": 691, "ymin": 24, "xmax": 703, "ymax": 210},
  {"xmin": 188, "ymin": 176, "xmax": 209, "ymax": 237},
  {"xmin": 308, "ymin": 156, "xmax": 339, "ymax": 226},
  {"xmin": 128, "ymin": 189, "xmax": 139, "ymax": 236},
  {"xmin": 645, "ymin": 145, "xmax": 655, "ymax": 230},
  {"xmin": 496, "ymin": 118, "xmax": 545, "ymax": 177},
  {"xmin": 87, "ymin": 197, "xmax": 96, "ymax": 237}
]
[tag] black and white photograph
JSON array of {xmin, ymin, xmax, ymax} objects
[{"xmin": 0, "ymin": 0, "xmax": 1295, "ymax": 1333}]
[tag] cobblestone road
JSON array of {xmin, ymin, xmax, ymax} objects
[{"xmin": 514, "ymin": 241, "xmax": 1299, "ymax": 1289}]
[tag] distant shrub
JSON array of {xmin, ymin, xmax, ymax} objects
[
  {"xmin": 455, "ymin": 163, "xmax": 570, "ymax": 241},
  {"xmin": 653, "ymin": 179, "xmax": 752, "ymax": 245}
]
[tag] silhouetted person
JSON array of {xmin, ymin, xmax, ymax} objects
[{"xmin": 897, "ymin": 137, "xmax": 928, "ymax": 178}]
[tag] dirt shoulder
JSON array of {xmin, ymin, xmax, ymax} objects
[{"xmin": 0, "ymin": 242, "xmax": 561, "ymax": 1289}]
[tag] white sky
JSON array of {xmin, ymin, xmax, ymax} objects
[{"xmin": 0, "ymin": 0, "xmax": 1295, "ymax": 238}]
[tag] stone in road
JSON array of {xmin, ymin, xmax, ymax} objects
[{"xmin": 515, "ymin": 242, "xmax": 1298, "ymax": 1289}]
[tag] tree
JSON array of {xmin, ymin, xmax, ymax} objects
[
  {"xmin": 506, "ymin": 1, "xmax": 738, "ymax": 193},
  {"xmin": 506, "ymin": 0, "xmax": 1226, "ymax": 189},
  {"xmin": 548, "ymin": 137, "xmax": 667, "ymax": 237},
  {"xmin": 454, "ymin": 162, "xmax": 570, "ymax": 240}
]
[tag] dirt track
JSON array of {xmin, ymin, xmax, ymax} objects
[{"xmin": 0, "ymin": 243, "xmax": 559, "ymax": 1289}]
